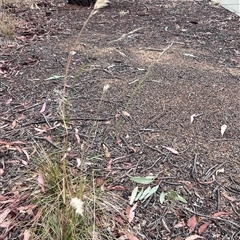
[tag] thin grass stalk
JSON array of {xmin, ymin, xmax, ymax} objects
[
  {"xmin": 80, "ymin": 84, "xmax": 109, "ymax": 172},
  {"xmin": 92, "ymin": 170, "xmax": 96, "ymax": 240},
  {"xmin": 115, "ymin": 41, "xmax": 174, "ymax": 133},
  {"xmin": 61, "ymin": 0, "xmax": 109, "ymax": 177},
  {"xmin": 61, "ymin": 7, "xmax": 95, "ymax": 203},
  {"xmin": 62, "ymin": 0, "xmax": 109, "ymax": 131}
]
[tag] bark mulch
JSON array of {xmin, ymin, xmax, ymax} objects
[{"xmin": 0, "ymin": 0, "xmax": 239, "ymax": 239}]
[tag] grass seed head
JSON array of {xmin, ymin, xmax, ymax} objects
[
  {"xmin": 70, "ymin": 197, "xmax": 84, "ymax": 216},
  {"xmin": 93, "ymin": 0, "xmax": 110, "ymax": 14}
]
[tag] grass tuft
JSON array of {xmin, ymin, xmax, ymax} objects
[
  {"xmin": 32, "ymin": 148, "xmax": 95, "ymax": 239},
  {"xmin": 32, "ymin": 147, "xmax": 124, "ymax": 239}
]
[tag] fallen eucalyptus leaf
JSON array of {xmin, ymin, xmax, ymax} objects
[
  {"xmin": 135, "ymin": 188, "xmax": 144, "ymax": 201},
  {"xmin": 45, "ymin": 75, "xmax": 64, "ymax": 80},
  {"xmin": 130, "ymin": 176, "xmax": 156, "ymax": 184},
  {"xmin": 143, "ymin": 185, "xmax": 159, "ymax": 201},
  {"xmin": 139, "ymin": 186, "xmax": 151, "ymax": 201},
  {"xmin": 185, "ymin": 235, "xmax": 204, "ymax": 240},
  {"xmin": 160, "ymin": 192, "xmax": 166, "ymax": 204},
  {"xmin": 130, "ymin": 186, "xmax": 138, "ymax": 205},
  {"xmin": 176, "ymin": 194, "xmax": 187, "ymax": 204}
]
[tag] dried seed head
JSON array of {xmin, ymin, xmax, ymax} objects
[
  {"xmin": 93, "ymin": 0, "xmax": 110, "ymax": 14},
  {"xmin": 70, "ymin": 197, "xmax": 84, "ymax": 216}
]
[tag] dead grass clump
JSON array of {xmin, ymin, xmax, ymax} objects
[{"xmin": 0, "ymin": 12, "xmax": 15, "ymax": 38}]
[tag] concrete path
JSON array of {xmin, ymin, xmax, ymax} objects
[{"xmin": 212, "ymin": 0, "xmax": 240, "ymax": 16}]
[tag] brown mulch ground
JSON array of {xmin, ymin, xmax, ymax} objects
[{"xmin": 0, "ymin": 0, "xmax": 240, "ymax": 239}]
